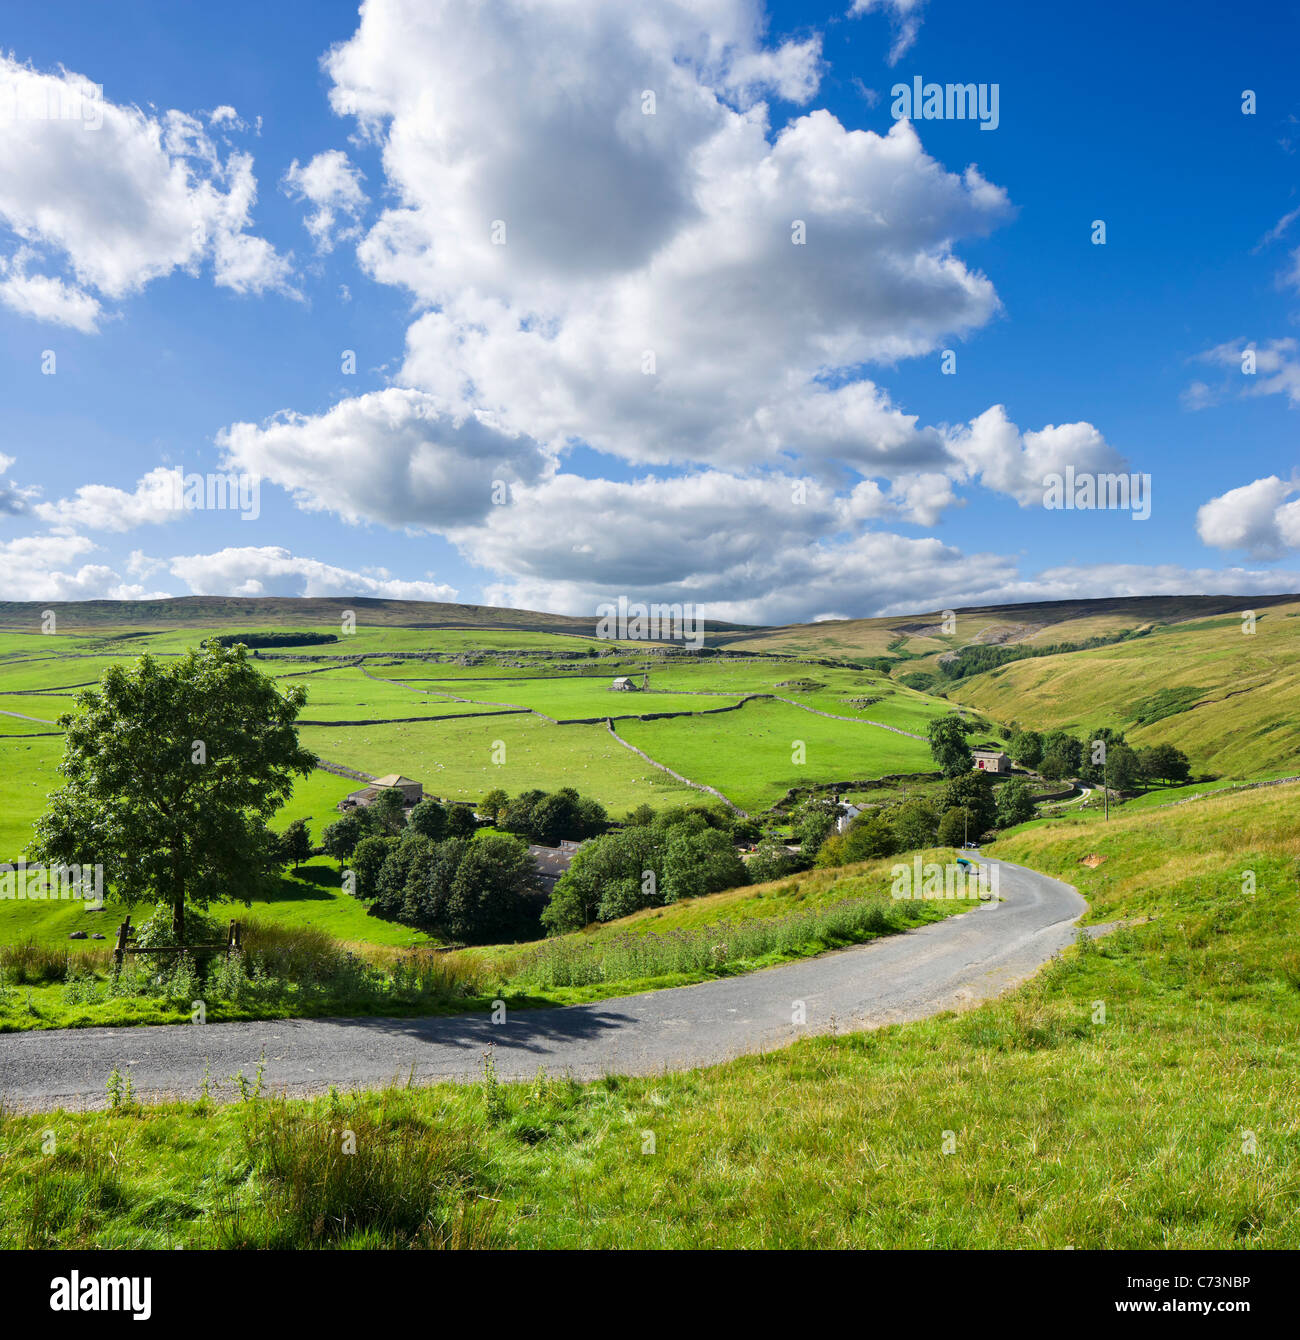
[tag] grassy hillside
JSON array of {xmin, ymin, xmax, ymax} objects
[
  {"xmin": 4, "ymin": 781, "xmax": 1297, "ymax": 1247},
  {"xmin": 719, "ymin": 593, "xmax": 1299, "ymax": 663},
  {"xmin": 0, "ymin": 595, "xmax": 756, "ymax": 640},
  {"xmin": 944, "ymin": 601, "xmax": 1300, "ymax": 776}
]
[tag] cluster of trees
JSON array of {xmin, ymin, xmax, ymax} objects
[
  {"xmin": 1008, "ymin": 727, "xmax": 1190, "ymax": 789},
  {"xmin": 927, "ymin": 710, "xmax": 1191, "ymax": 801},
  {"xmin": 353, "ymin": 827, "xmax": 543, "ymax": 943},
  {"xmin": 215, "ymin": 631, "xmax": 339, "ymax": 649},
  {"xmin": 321, "ymin": 792, "xmax": 478, "ymax": 861},
  {"xmin": 479, "ymin": 786, "xmax": 608, "ymax": 846},
  {"xmin": 935, "ymin": 626, "xmax": 1152, "ymax": 681},
  {"xmin": 542, "ymin": 804, "xmax": 750, "ymax": 934},
  {"xmin": 320, "ymin": 786, "xmax": 615, "ymax": 942},
  {"xmin": 722, "ymin": 797, "xmax": 842, "ymax": 888},
  {"xmin": 816, "ymin": 772, "xmax": 1036, "ymax": 868}
]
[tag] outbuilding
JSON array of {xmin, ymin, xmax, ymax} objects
[{"xmin": 340, "ymin": 773, "xmax": 424, "ymax": 811}]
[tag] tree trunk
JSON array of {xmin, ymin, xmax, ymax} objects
[{"xmin": 172, "ymin": 897, "xmax": 184, "ymax": 945}]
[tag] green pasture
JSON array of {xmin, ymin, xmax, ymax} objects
[
  {"xmin": 617, "ymin": 697, "xmax": 936, "ymax": 812},
  {"xmin": 299, "ymin": 714, "xmax": 692, "ymax": 813}
]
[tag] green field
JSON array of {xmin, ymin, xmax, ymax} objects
[
  {"xmin": 0, "ymin": 736, "xmax": 62, "ymax": 861},
  {"xmin": 299, "ymin": 714, "xmax": 693, "ymax": 813},
  {"xmin": 365, "ymin": 669, "xmax": 747, "ymax": 720},
  {"xmin": 617, "ymin": 696, "xmax": 936, "ymax": 811}
]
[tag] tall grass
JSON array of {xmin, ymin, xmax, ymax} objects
[
  {"xmin": 46, "ymin": 919, "xmax": 492, "ymax": 1017},
  {"xmin": 4, "ymin": 1127, "xmax": 127, "ymax": 1249},
  {"xmin": 0, "ymin": 939, "xmax": 108, "ymax": 985},
  {"xmin": 508, "ymin": 895, "xmax": 904, "ymax": 989},
  {"xmin": 1, "ymin": 1087, "xmax": 498, "ymax": 1250},
  {"xmin": 218, "ymin": 1092, "xmax": 497, "ymax": 1248}
]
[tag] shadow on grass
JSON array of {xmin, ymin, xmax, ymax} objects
[{"xmin": 252, "ymin": 863, "xmax": 340, "ymax": 904}]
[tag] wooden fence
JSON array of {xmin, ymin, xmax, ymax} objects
[{"xmin": 112, "ymin": 917, "xmax": 242, "ymax": 969}]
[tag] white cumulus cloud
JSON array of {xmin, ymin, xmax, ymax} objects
[
  {"xmin": 1197, "ymin": 475, "xmax": 1300, "ymax": 560},
  {"xmin": 946, "ymin": 405, "xmax": 1129, "ymax": 507},
  {"xmin": 0, "ymin": 54, "xmax": 293, "ymax": 328},
  {"xmin": 317, "ymin": 0, "xmax": 1009, "ymax": 473},
  {"xmin": 217, "ymin": 387, "xmax": 550, "ymax": 530},
  {"xmin": 0, "ymin": 534, "xmax": 162, "ymax": 601}
]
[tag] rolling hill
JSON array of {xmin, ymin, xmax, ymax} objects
[
  {"xmin": 0, "ymin": 595, "xmax": 759, "ymax": 640},
  {"xmin": 3, "ymin": 589, "xmax": 1297, "ymax": 783},
  {"xmin": 940, "ymin": 600, "xmax": 1300, "ymax": 777}
]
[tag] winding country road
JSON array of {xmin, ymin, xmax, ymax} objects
[{"xmin": 0, "ymin": 858, "xmax": 1088, "ymax": 1111}]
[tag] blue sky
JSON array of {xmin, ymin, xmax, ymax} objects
[{"xmin": 1, "ymin": 0, "xmax": 1298, "ymax": 623}]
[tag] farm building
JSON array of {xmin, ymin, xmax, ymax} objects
[
  {"xmin": 971, "ymin": 749, "xmax": 1011, "ymax": 774},
  {"xmin": 528, "ymin": 839, "xmax": 586, "ymax": 892},
  {"xmin": 339, "ymin": 773, "xmax": 424, "ymax": 811},
  {"xmin": 611, "ymin": 676, "xmax": 640, "ymax": 691}
]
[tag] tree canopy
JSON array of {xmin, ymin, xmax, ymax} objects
[
  {"xmin": 30, "ymin": 640, "xmax": 316, "ymax": 941},
  {"xmin": 927, "ymin": 713, "xmax": 974, "ymax": 778}
]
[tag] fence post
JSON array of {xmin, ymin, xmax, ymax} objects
[{"xmin": 113, "ymin": 917, "xmax": 131, "ymax": 970}]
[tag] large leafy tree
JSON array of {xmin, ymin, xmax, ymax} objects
[
  {"xmin": 890, "ymin": 798, "xmax": 940, "ymax": 852},
  {"xmin": 543, "ymin": 826, "xmax": 663, "ymax": 933},
  {"xmin": 662, "ymin": 827, "xmax": 748, "ymax": 902},
  {"xmin": 995, "ymin": 778, "xmax": 1036, "ymax": 827},
  {"xmin": 838, "ymin": 811, "xmax": 898, "ymax": 863},
  {"xmin": 937, "ymin": 772, "xmax": 998, "ymax": 834},
  {"xmin": 30, "ymin": 641, "xmax": 317, "ymax": 943},
  {"xmin": 1009, "ymin": 729, "xmax": 1043, "ymax": 769},
  {"xmin": 1106, "ymin": 742, "xmax": 1142, "ymax": 792},
  {"xmin": 1139, "ymin": 742, "xmax": 1191, "ymax": 786},
  {"xmin": 927, "ymin": 713, "xmax": 973, "ymax": 778},
  {"xmin": 937, "ymin": 806, "xmax": 973, "ymax": 848},
  {"xmin": 407, "ymin": 797, "xmax": 448, "ymax": 842}
]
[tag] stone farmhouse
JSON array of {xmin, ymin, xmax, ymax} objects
[
  {"xmin": 971, "ymin": 749, "xmax": 1011, "ymax": 774},
  {"xmin": 339, "ymin": 773, "xmax": 424, "ymax": 813}
]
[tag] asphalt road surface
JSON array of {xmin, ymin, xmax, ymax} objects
[{"xmin": 0, "ymin": 858, "xmax": 1087, "ymax": 1111}]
